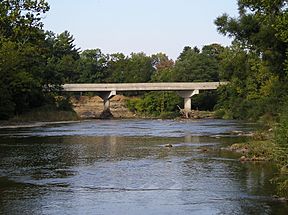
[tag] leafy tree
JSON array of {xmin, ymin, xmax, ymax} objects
[
  {"xmin": 0, "ymin": 0, "xmax": 80, "ymax": 119},
  {"xmin": 78, "ymin": 49, "xmax": 109, "ymax": 83},
  {"xmin": 43, "ymin": 31, "xmax": 80, "ymax": 84},
  {"xmin": 214, "ymin": 0, "xmax": 288, "ymax": 119},
  {"xmin": 105, "ymin": 53, "xmax": 128, "ymax": 83},
  {"xmin": 215, "ymin": 0, "xmax": 287, "ymax": 79},
  {"xmin": 172, "ymin": 46, "xmax": 220, "ymax": 82},
  {"xmin": 151, "ymin": 53, "xmax": 174, "ymax": 82},
  {"xmin": 0, "ymin": 0, "xmax": 49, "ymax": 43},
  {"xmin": 124, "ymin": 52, "xmax": 155, "ymax": 83}
]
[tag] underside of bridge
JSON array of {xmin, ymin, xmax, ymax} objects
[
  {"xmin": 95, "ymin": 89, "xmax": 200, "ymax": 112},
  {"xmin": 70, "ymin": 89, "xmax": 201, "ymax": 115},
  {"xmin": 62, "ymin": 82, "xmax": 227, "ymax": 115}
]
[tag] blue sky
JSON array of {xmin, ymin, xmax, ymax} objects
[{"xmin": 43, "ymin": 0, "xmax": 239, "ymax": 59}]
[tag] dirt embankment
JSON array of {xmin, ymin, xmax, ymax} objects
[
  {"xmin": 70, "ymin": 95, "xmax": 136, "ymax": 119},
  {"xmin": 70, "ymin": 95, "xmax": 216, "ymax": 119}
]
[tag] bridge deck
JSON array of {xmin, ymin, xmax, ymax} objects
[{"xmin": 63, "ymin": 82, "xmax": 227, "ymax": 92}]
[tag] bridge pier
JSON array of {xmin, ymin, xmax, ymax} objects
[
  {"xmin": 97, "ymin": 90, "xmax": 117, "ymax": 111},
  {"xmin": 177, "ymin": 90, "xmax": 199, "ymax": 111}
]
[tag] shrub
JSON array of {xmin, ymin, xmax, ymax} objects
[
  {"xmin": 0, "ymin": 83, "xmax": 15, "ymax": 120},
  {"xmin": 273, "ymin": 98, "xmax": 288, "ymax": 198},
  {"xmin": 126, "ymin": 92, "xmax": 182, "ymax": 117}
]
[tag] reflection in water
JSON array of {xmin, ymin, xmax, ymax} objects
[{"xmin": 0, "ymin": 119, "xmax": 287, "ymax": 215}]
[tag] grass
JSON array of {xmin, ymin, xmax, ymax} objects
[
  {"xmin": 229, "ymin": 126, "xmax": 288, "ymax": 199},
  {"xmin": 10, "ymin": 105, "xmax": 79, "ymax": 122}
]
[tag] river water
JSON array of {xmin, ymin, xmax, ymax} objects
[{"xmin": 0, "ymin": 119, "xmax": 287, "ymax": 215}]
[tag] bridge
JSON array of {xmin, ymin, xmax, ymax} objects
[{"xmin": 63, "ymin": 82, "xmax": 227, "ymax": 112}]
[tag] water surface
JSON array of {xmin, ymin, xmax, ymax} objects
[{"xmin": 0, "ymin": 119, "xmax": 287, "ymax": 215}]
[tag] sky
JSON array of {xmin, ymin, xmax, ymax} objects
[{"xmin": 43, "ymin": 0, "xmax": 239, "ymax": 60}]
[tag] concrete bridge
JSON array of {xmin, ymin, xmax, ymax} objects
[{"xmin": 63, "ymin": 82, "xmax": 227, "ymax": 112}]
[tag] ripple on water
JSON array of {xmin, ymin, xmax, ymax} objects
[{"xmin": 0, "ymin": 119, "xmax": 286, "ymax": 215}]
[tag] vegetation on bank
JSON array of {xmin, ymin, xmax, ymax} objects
[
  {"xmin": 214, "ymin": 1, "xmax": 288, "ymax": 198},
  {"xmin": 228, "ymin": 104, "xmax": 288, "ymax": 198},
  {"xmin": 273, "ymin": 101, "xmax": 288, "ymax": 198},
  {"xmin": 230, "ymin": 132, "xmax": 287, "ymax": 198},
  {"xmin": 125, "ymin": 92, "xmax": 182, "ymax": 119},
  {"xmin": 2, "ymin": 97, "xmax": 79, "ymax": 123}
]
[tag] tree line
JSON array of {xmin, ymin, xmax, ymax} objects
[
  {"xmin": 0, "ymin": 1, "xmax": 224, "ymax": 119},
  {"xmin": 0, "ymin": 0, "xmax": 287, "ymax": 122}
]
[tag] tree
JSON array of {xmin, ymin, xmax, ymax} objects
[
  {"xmin": 0, "ymin": 0, "xmax": 79, "ymax": 118},
  {"xmin": 78, "ymin": 49, "xmax": 109, "ymax": 83},
  {"xmin": 124, "ymin": 52, "xmax": 155, "ymax": 83},
  {"xmin": 214, "ymin": 0, "xmax": 288, "ymax": 119},
  {"xmin": 151, "ymin": 53, "xmax": 174, "ymax": 82},
  {"xmin": 0, "ymin": 0, "xmax": 50, "ymax": 43},
  {"xmin": 43, "ymin": 31, "xmax": 80, "ymax": 84},
  {"xmin": 215, "ymin": 0, "xmax": 288, "ymax": 79},
  {"xmin": 105, "ymin": 53, "xmax": 128, "ymax": 83},
  {"xmin": 0, "ymin": 36, "xmax": 47, "ymax": 115},
  {"xmin": 52, "ymin": 31, "xmax": 79, "ymax": 60},
  {"xmin": 172, "ymin": 46, "xmax": 220, "ymax": 82}
]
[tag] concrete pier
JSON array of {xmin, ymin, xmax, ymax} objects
[
  {"xmin": 177, "ymin": 90, "xmax": 199, "ymax": 111},
  {"xmin": 97, "ymin": 90, "xmax": 116, "ymax": 111}
]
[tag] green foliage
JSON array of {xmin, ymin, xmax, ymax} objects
[
  {"xmin": 105, "ymin": 53, "xmax": 128, "ymax": 83},
  {"xmin": 125, "ymin": 52, "xmax": 155, "ymax": 83},
  {"xmin": 0, "ymin": 0, "xmax": 50, "ymax": 42},
  {"xmin": 44, "ymin": 31, "xmax": 80, "ymax": 83},
  {"xmin": 52, "ymin": 31, "xmax": 79, "ymax": 60},
  {"xmin": 215, "ymin": 0, "xmax": 288, "ymax": 197},
  {"xmin": 78, "ymin": 49, "xmax": 109, "ymax": 83},
  {"xmin": 274, "ymin": 100, "xmax": 288, "ymax": 165},
  {"xmin": 0, "ymin": 0, "xmax": 80, "ymax": 119},
  {"xmin": 215, "ymin": 0, "xmax": 287, "ymax": 78},
  {"xmin": 272, "ymin": 100, "xmax": 288, "ymax": 198},
  {"xmin": 172, "ymin": 45, "xmax": 220, "ymax": 82},
  {"xmin": 126, "ymin": 92, "xmax": 182, "ymax": 117},
  {"xmin": 191, "ymin": 91, "xmax": 218, "ymax": 111},
  {"xmin": 0, "ymin": 81, "xmax": 15, "ymax": 119},
  {"xmin": 55, "ymin": 96, "xmax": 73, "ymax": 111},
  {"xmin": 216, "ymin": 1, "xmax": 287, "ymax": 120},
  {"xmin": 151, "ymin": 53, "xmax": 174, "ymax": 82}
]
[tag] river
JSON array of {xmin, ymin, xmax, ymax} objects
[{"xmin": 0, "ymin": 119, "xmax": 287, "ymax": 215}]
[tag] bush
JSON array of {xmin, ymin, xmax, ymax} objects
[
  {"xmin": 191, "ymin": 91, "xmax": 218, "ymax": 111},
  {"xmin": 126, "ymin": 92, "xmax": 182, "ymax": 117},
  {"xmin": 273, "ymin": 98, "xmax": 288, "ymax": 198},
  {"xmin": 214, "ymin": 109, "xmax": 233, "ymax": 119},
  {"xmin": 55, "ymin": 96, "xmax": 74, "ymax": 111},
  {"xmin": 274, "ymin": 106, "xmax": 288, "ymax": 167},
  {"xmin": 0, "ymin": 83, "xmax": 15, "ymax": 120}
]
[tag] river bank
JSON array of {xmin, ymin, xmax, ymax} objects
[
  {"xmin": 222, "ymin": 127, "xmax": 288, "ymax": 199},
  {"xmin": 0, "ymin": 95, "xmax": 217, "ymax": 124},
  {"xmin": 71, "ymin": 95, "xmax": 216, "ymax": 119}
]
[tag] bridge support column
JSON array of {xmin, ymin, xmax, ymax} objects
[
  {"xmin": 177, "ymin": 90, "xmax": 199, "ymax": 111},
  {"xmin": 97, "ymin": 90, "xmax": 117, "ymax": 111}
]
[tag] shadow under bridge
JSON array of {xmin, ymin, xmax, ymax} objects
[{"xmin": 62, "ymin": 82, "xmax": 227, "ymax": 113}]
